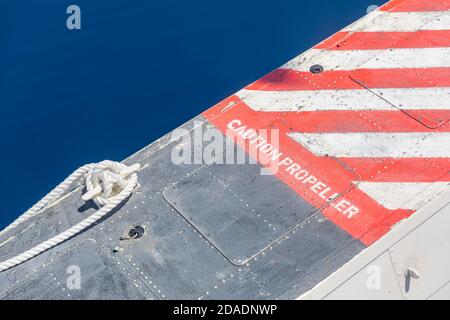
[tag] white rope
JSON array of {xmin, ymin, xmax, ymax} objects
[{"xmin": 0, "ymin": 160, "xmax": 140, "ymax": 273}]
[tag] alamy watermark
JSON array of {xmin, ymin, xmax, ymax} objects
[
  {"xmin": 366, "ymin": 5, "xmax": 379, "ymax": 14},
  {"xmin": 66, "ymin": 5, "xmax": 81, "ymax": 30},
  {"xmin": 170, "ymin": 121, "xmax": 281, "ymax": 175},
  {"xmin": 66, "ymin": 265, "xmax": 81, "ymax": 290}
]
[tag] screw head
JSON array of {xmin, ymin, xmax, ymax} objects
[
  {"xmin": 128, "ymin": 226, "xmax": 145, "ymax": 239},
  {"xmin": 310, "ymin": 64, "xmax": 324, "ymax": 74}
]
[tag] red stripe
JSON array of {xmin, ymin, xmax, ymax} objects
[
  {"xmin": 380, "ymin": 0, "xmax": 409, "ymax": 11},
  {"xmin": 266, "ymin": 110, "xmax": 450, "ymax": 133},
  {"xmin": 315, "ymin": 30, "xmax": 450, "ymax": 50},
  {"xmin": 346, "ymin": 203, "xmax": 413, "ymax": 245},
  {"xmin": 402, "ymin": 109, "xmax": 449, "ymax": 128},
  {"xmin": 247, "ymin": 68, "xmax": 450, "ymax": 91},
  {"xmin": 340, "ymin": 158, "xmax": 450, "ymax": 182},
  {"xmin": 381, "ymin": 0, "xmax": 450, "ymax": 12}
]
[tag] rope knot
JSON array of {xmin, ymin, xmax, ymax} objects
[
  {"xmin": 82, "ymin": 161, "xmax": 141, "ymax": 206},
  {"xmin": 0, "ymin": 160, "xmax": 141, "ymax": 273}
]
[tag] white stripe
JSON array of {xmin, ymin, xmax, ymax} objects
[
  {"xmin": 237, "ymin": 88, "xmax": 450, "ymax": 112},
  {"xmin": 344, "ymin": 11, "xmax": 450, "ymax": 32},
  {"xmin": 357, "ymin": 181, "xmax": 449, "ymax": 210},
  {"xmin": 288, "ymin": 132, "xmax": 450, "ymax": 158},
  {"xmin": 283, "ymin": 47, "xmax": 450, "ymax": 71}
]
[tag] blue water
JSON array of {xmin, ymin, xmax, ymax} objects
[{"xmin": 0, "ymin": 0, "xmax": 385, "ymax": 229}]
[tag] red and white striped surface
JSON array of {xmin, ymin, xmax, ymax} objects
[{"xmin": 204, "ymin": 0, "xmax": 450, "ymax": 245}]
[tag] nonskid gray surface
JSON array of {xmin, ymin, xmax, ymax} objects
[{"xmin": 0, "ymin": 116, "xmax": 365, "ymax": 299}]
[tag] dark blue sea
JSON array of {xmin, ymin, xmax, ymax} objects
[{"xmin": 0, "ymin": 0, "xmax": 385, "ymax": 229}]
